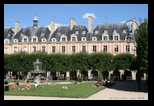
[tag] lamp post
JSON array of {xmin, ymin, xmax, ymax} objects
[{"xmin": 123, "ymin": 19, "xmax": 142, "ymax": 91}]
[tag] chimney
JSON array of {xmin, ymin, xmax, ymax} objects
[
  {"xmin": 132, "ymin": 18, "xmax": 136, "ymax": 33},
  {"xmin": 70, "ymin": 18, "xmax": 76, "ymax": 30},
  {"xmin": 50, "ymin": 20, "xmax": 55, "ymax": 35},
  {"xmin": 88, "ymin": 16, "xmax": 93, "ymax": 33},
  {"xmin": 15, "ymin": 21, "xmax": 20, "ymax": 34}
]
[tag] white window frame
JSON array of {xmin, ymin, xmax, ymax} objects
[{"xmin": 114, "ymin": 45, "xmax": 118, "ymax": 52}]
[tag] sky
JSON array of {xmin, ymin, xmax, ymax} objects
[{"xmin": 4, "ymin": 4, "xmax": 148, "ymax": 29}]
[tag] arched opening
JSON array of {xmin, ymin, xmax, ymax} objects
[
  {"xmin": 124, "ymin": 70, "xmax": 132, "ymax": 80},
  {"xmin": 81, "ymin": 70, "xmax": 88, "ymax": 80},
  {"xmin": 50, "ymin": 72, "xmax": 57, "ymax": 80},
  {"xmin": 70, "ymin": 70, "xmax": 77, "ymax": 80},
  {"xmin": 91, "ymin": 69, "xmax": 98, "ymax": 81},
  {"xmin": 112, "ymin": 70, "xmax": 120, "ymax": 81},
  {"xmin": 102, "ymin": 71, "xmax": 109, "ymax": 80}
]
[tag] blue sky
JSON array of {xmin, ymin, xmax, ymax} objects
[{"xmin": 4, "ymin": 4, "xmax": 148, "ymax": 29}]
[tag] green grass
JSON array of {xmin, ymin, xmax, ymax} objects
[{"xmin": 4, "ymin": 82, "xmax": 105, "ymax": 98}]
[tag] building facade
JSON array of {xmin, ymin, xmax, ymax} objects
[{"xmin": 4, "ymin": 16, "xmax": 143, "ymax": 80}]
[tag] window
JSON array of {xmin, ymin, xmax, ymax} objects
[
  {"xmin": 52, "ymin": 46, "xmax": 56, "ymax": 53},
  {"xmin": 75, "ymin": 31, "xmax": 79, "ymax": 34},
  {"xmin": 93, "ymin": 46, "xmax": 97, "ymax": 52},
  {"xmin": 114, "ymin": 45, "xmax": 118, "ymax": 52},
  {"xmin": 32, "ymin": 46, "xmax": 36, "ymax": 52},
  {"xmin": 92, "ymin": 37, "xmax": 97, "ymax": 41},
  {"xmin": 14, "ymin": 39, "xmax": 17, "ymax": 43},
  {"xmin": 4, "ymin": 48, "xmax": 8, "ymax": 54},
  {"xmin": 82, "ymin": 31, "xmax": 86, "ymax": 34},
  {"xmin": 72, "ymin": 46, "xmax": 75, "ymax": 53},
  {"xmin": 103, "ymin": 45, "xmax": 107, "ymax": 52},
  {"xmin": 62, "ymin": 46, "xmax": 65, "ymax": 53},
  {"xmin": 103, "ymin": 36, "xmax": 107, "ymax": 41},
  {"xmin": 114, "ymin": 36, "xmax": 118, "ymax": 40},
  {"xmin": 23, "ymin": 47, "xmax": 27, "ymax": 52},
  {"xmin": 4, "ymin": 39, "xmax": 9, "ymax": 44},
  {"xmin": 81, "ymin": 37, "xmax": 86, "ymax": 41},
  {"xmin": 95, "ymin": 30, "xmax": 99, "ymax": 34},
  {"xmin": 62, "ymin": 38, "xmax": 65, "ymax": 41},
  {"xmin": 42, "ymin": 46, "xmax": 45, "ymax": 52},
  {"xmin": 24, "ymin": 38, "xmax": 27, "ymax": 42},
  {"xmin": 104, "ymin": 30, "xmax": 108, "ymax": 33},
  {"xmin": 14, "ymin": 47, "xmax": 17, "ymax": 53},
  {"xmin": 126, "ymin": 45, "xmax": 130, "ymax": 52},
  {"xmin": 33, "ymin": 38, "xmax": 36, "ymax": 42},
  {"xmin": 82, "ymin": 46, "xmax": 86, "ymax": 52},
  {"xmin": 72, "ymin": 37, "xmax": 76, "ymax": 41}
]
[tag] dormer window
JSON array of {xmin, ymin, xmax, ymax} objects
[
  {"xmin": 95, "ymin": 30, "xmax": 99, "ymax": 34},
  {"xmin": 13, "ymin": 39, "xmax": 18, "ymax": 43},
  {"xmin": 62, "ymin": 38, "xmax": 66, "ymax": 41},
  {"xmin": 75, "ymin": 31, "xmax": 79, "ymax": 34},
  {"xmin": 24, "ymin": 38, "xmax": 27, "ymax": 42},
  {"xmin": 114, "ymin": 36, "xmax": 118, "ymax": 40},
  {"xmin": 81, "ymin": 37, "xmax": 86, "ymax": 41},
  {"xmin": 103, "ymin": 36, "xmax": 107, "ymax": 41},
  {"xmin": 4, "ymin": 39, "xmax": 9, "ymax": 44},
  {"xmin": 33, "ymin": 38, "xmax": 36, "ymax": 42},
  {"xmin": 82, "ymin": 31, "xmax": 86, "ymax": 35},
  {"xmin": 52, "ymin": 38, "xmax": 56, "ymax": 42},
  {"xmin": 72, "ymin": 37, "xmax": 76, "ymax": 41},
  {"xmin": 104, "ymin": 30, "xmax": 108, "ymax": 34},
  {"xmin": 92, "ymin": 37, "xmax": 97, "ymax": 41},
  {"xmin": 41, "ymin": 30, "xmax": 45, "ymax": 36},
  {"xmin": 41, "ymin": 38, "xmax": 46, "ymax": 42}
]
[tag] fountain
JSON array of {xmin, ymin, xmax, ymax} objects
[{"xmin": 31, "ymin": 58, "xmax": 45, "ymax": 83}]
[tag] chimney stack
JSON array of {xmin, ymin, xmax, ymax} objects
[
  {"xmin": 15, "ymin": 21, "xmax": 20, "ymax": 34},
  {"xmin": 88, "ymin": 16, "xmax": 93, "ymax": 33},
  {"xmin": 70, "ymin": 18, "xmax": 76, "ymax": 30},
  {"xmin": 50, "ymin": 20, "xmax": 55, "ymax": 35},
  {"xmin": 132, "ymin": 18, "xmax": 136, "ymax": 33}
]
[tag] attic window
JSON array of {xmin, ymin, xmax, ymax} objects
[
  {"xmin": 113, "ymin": 30, "xmax": 117, "ymax": 34},
  {"xmin": 41, "ymin": 31, "xmax": 45, "ymax": 36},
  {"xmin": 4, "ymin": 39, "xmax": 9, "ymax": 44},
  {"xmin": 75, "ymin": 31, "xmax": 79, "ymax": 34},
  {"xmin": 82, "ymin": 31, "xmax": 86, "ymax": 35},
  {"xmin": 104, "ymin": 30, "xmax": 108, "ymax": 33},
  {"xmin": 95, "ymin": 30, "xmax": 99, "ymax": 34}
]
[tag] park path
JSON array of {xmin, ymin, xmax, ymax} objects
[{"xmin": 4, "ymin": 80, "xmax": 148, "ymax": 100}]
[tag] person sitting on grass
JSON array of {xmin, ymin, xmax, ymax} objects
[
  {"xmin": 34, "ymin": 82, "xmax": 44, "ymax": 88},
  {"xmin": 11, "ymin": 81, "xmax": 17, "ymax": 90},
  {"xmin": 25, "ymin": 80, "xmax": 31, "ymax": 90},
  {"xmin": 92, "ymin": 81, "xmax": 100, "ymax": 87}
]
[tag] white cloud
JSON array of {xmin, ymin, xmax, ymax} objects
[{"xmin": 82, "ymin": 13, "xmax": 96, "ymax": 19}]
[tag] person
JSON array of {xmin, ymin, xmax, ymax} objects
[
  {"xmin": 92, "ymin": 81, "xmax": 100, "ymax": 87},
  {"xmin": 99, "ymin": 80, "xmax": 104, "ymax": 86},
  {"xmin": 25, "ymin": 80, "xmax": 31, "ymax": 90},
  {"xmin": 104, "ymin": 79, "xmax": 108, "ymax": 86},
  {"xmin": 34, "ymin": 82, "xmax": 44, "ymax": 88},
  {"xmin": 11, "ymin": 81, "xmax": 17, "ymax": 90}
]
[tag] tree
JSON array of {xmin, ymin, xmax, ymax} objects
[{"xmin": 135, "ymin": 18, "xmax": 148, "ymax": 91}]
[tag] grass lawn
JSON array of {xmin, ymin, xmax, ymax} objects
[{"xmin": 4, "ymin": 82, "xmax": 106, "ymax": 98}]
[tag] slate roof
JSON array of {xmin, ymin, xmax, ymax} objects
[
  {"xmin": 51, "ymin": 25, "xmax": 90, "ymax": 41},
  {"xmin": 4, "ymin": 28, "xmax": 14, "ymax": 40},
  {"xmin": 14, "ymin": 26, "xmax": 51, "ymax": 42},
  {"xmin": 93, "ymin": 23, "xmax": 135, "ymax": 40}
]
